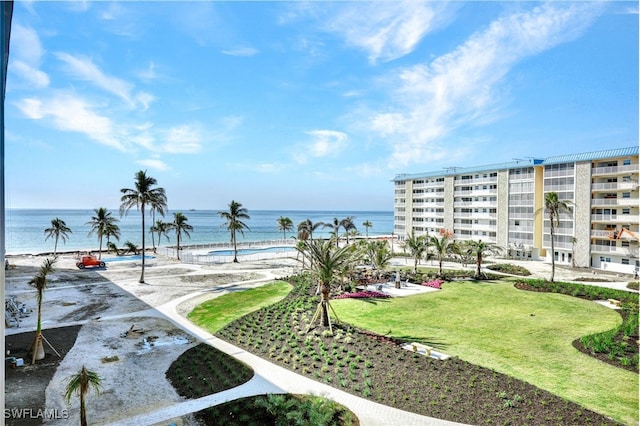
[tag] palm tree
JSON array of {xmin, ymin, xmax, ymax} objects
[
  {"xmin": 86, "ymin": 208, "xmax": 119, "ymax": 259},
  {"xmin": 466, "ymin": 240, "xmax": 502, "ymax": 279},
  {"xmin": 299, "ymin": 239, "xmax": 354, "ymax": 333},
  {"xmin": 29, "ymin": 257, "xmax": 57, "ymax": 364},
  {"xmin": 44, "ymin": 218, "xmax": 72, "ymax": 255},
  {"xmin": 123, "ymin": 241, "xmax": 139, "ymax": 255},
  {"xmin": 341, "ymin": 216, "xmax": 357, "ymax": 244},
  {"xmin": 276, "ymin": 216, "xmax": 294, "ymax": 240},
  {"xmin": 218, "ymin": 200, "xmax": 251, "ymax": 263},
  {"xmin": 403, "ymin": 232, "xmax": 429, "ymax": 273},
  {"xmin": 429, "ymin": 233, "xmax": 455, "ymax": 277},
  {"xmin": 325, "ymin": 218, "xmax": 342, "ymax": 246},
  {"xmin": 367, "ymin": 240, "xmax": 392, "ymax": 279},
  {"xmin": 539, "ymin": 192, "xmax": 573, "ymax": 282},
  {"xmin": 120, "ymin": 170, "xmax": 167, "ymax": 283},
  {"xmin": 64, "ymin": 365, "xmax": 102, "ymax": 426},
  {"xmin": 103, "ymin": 220, "xmax": 121, "ymax": 252},
  {"xmin": 362, "ymin": 220, "xmax": 373, "ymax": 238},
  {"xmin": 150, "ymin": 220, "xmax": 171, "ymax": 252},
  {"xmin": 169, "ymin": 212, "xmax": 193, "ymax": 260},
  {"xmin": 298, "ymin": 219, "xmax": 324, "ymax": 241}
]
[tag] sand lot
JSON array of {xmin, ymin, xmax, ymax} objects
[{"xmin": 4, "ymin": 253, "xmax": 299, "ymax": 426}]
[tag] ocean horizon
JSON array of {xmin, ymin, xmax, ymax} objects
[{"xmin": 4, "ymin": 208, "xmax": 394, "ymax": 256}]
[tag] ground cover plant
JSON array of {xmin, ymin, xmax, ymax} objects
[
  {"xmin": 165, "ymin": 343, "xmax": 253, "ymax": 399},
  {"xmin": 486, "ymin": 263, "xmax": 531, "ymax": 276},
  {"xmin": 207, "ymin": 274, "xmax": 627, "ymax": 425},
  {"xmin": 515, "ymin": 278, "xmax": 639, "ymax": 373},
  {"xmin": 195, "ymin": 394, "xmax": 358, "ymax": 425},
  {"xmin": 627, "ymin": 281, "xmax": 639, "ymax": 291}
]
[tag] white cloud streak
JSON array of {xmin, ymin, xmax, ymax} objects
[
  {"xmin": 367, "ymin": 2, "xmax": 603, "ymax": 167},
  {"xmin": 293, "ymin": 130, "xmax": 349, "ymax": 164}
]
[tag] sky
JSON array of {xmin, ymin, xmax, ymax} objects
[{"xmin": 4, "ymin": 1, "xmax": 638, "ymax": 211}]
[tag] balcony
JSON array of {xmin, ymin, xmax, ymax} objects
[
  {"xmin": 590, "ymin": 245, "xmax": 638, "ymax": 255},
  {"xmin": 592, "ymin": 181, "xmax": 639, "ymax": 191},
  {"xmin": 592, "ymin": 164, "xmax": 639, "ymax": 176},
  {"xmin": 591, "ymin": 198, "xmax": 639, "ymax": 207},
  {"xmin": 591, "ymin": 214, "xmax": 639, "ymax": 223}
]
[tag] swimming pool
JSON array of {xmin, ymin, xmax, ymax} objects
[
  {"xmin": 102, "ymin": 255, "xmax": 156, "ymax": 262},
  {"xmin": 207, "ymin": 246, "xmax": 295, "ymax": 256}
]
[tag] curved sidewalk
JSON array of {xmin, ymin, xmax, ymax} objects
[{"xmin": 106, "ymin": 275, "xmax": 466, "ymax": 426}]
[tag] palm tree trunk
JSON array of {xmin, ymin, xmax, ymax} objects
[
  {"xmin": 176, "ymin": 232, "xmax": 181, "ymax": 261},
  {"xmin": 476, "ymin": 254, "xmax": 482, "ymax": 278},
  {"xmin": 232, "ymin": 231, "xmax": 239, "ymax": 263},
  {"xmin": 139, "ymin": 205, "xmax": 146, "ymax": 283},
  {"xmin": 80, "ymin": 393, "xmax": 87, "ymax": 426},
  {"xmin": 98, "ymin": 236, "xmax": 103, "ymax": 260},
  {"xmin": 321, "ymin": 285, "xmax": 330, "ymax": 327},
  {"xmin": 31, "ymin": 297, "xmax": 44, "ymax": 364},
  {"xmin": 549, "ymin": 214, "xmax": 556, "ymax": 282}
]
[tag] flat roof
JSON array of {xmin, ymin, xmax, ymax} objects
[{"xmin": 392, "ymin": 146, "xmax": 638, "ymax": 182}]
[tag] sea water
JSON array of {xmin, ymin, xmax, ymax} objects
[{"xmin": 4, "ymin": 209, "xmax": 393, "ymax": 255}]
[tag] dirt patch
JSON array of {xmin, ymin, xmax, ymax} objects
[{"xmin": 5, "ymin": 326, "xmax": 81, "ymax": 426}]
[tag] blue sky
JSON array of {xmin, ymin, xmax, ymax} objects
[{"xmin": 5, "ymin": 1, "xmax": 638, "ymax": 211}]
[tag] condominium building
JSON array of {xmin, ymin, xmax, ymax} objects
[{"xmin": 392, "ymin": 146, "xmax": 639, "ymax": 275}]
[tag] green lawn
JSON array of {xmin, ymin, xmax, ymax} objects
[
  {"xmin": 332, "ymin": 281, "xmax": 639, "ymax": 425},
  {"xmin": 188, "ymin": 281, "xmax": 292, "ymax": 332}
]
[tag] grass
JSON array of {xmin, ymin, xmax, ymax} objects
[
  {"xmin": 188, "ymin": 280, "xmax": 292, "ymax": 332},
  {"xmin": 331, "ymin": 280, "xmax": 638, "ymax": 425}
]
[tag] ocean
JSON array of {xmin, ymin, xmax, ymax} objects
[{"xmin": 4, "ymin": 209, "xmax": 394, "ymax": 255}]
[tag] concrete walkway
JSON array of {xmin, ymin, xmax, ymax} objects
[{"xmin": 103, "ymin": 264, "xmax": 465, "ymax": 426}]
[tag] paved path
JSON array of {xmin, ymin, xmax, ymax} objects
[{"xmin": 103, "ymin": 263, "xmax": 466, "ymax": 426}]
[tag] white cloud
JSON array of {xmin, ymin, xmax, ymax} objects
[
  {"xmin": 11, "ymin": 61, "xmax": 50, "ymax": 88},
  {"xmin": 221, "ymin": 46, "xmax": 258, "ymax": 57},
  {"xmin": 15, "ymin": 93, "xmax": 126, "ymax": 151},
  {"xmin": 137, "ymin": 158, "xmax": 170, "ymax": 171},
  {"xmin": 11, "ymin": 23, "xmax": 45, "ymax": 64},
  {"xmin": 366, "ymin": 2, "xmax": 602, "ymax": 167},
  {"xmin": 293, "ymin": 130, "xmax": 349, "ymax": 164},
  {"xmin": 136, "ymin": 92, "xmax": 156, "ymax": 111},
  {"xmin": 161, "ymin": 124, "xmax": 202, "ymax": 154},
  {"xmin": 321, "ymin": 1, "xmax": 447, "ymax": 64},
  {"xmin": 55, "ymin": 52, "xmax": 139, "ymax": 108}
]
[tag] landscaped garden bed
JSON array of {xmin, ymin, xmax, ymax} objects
[
  {"xmin": 486, "ymin": 263, "xmax": 532, "ymax": 276},
  {"xmin": 515, "ymin": 278, "xmax": 639, "ymax": 373},
  {"xmin": 209, "ymin": 274, "xmax": 622, "ymax": 425}
]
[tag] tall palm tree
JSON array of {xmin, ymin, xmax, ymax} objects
[
  {"xmin": 403, "ymin": 232, "xmax": 429, "ymax": 273},
  {"xmin": 362, "ymin": 220, "xmax": 373, "ymax": 238},
  {"xmin": 64, "ymin": 365, "xmax": 102, "ymax": 426},
  {"xmin": 120, "ymin": 170, "xmax": 167, "ymax": 283},
  {"xmin": 103, "ymin": 220, "xmax": 121, "ymax": 252},
  {"xmin": 429, "ymin": 233, "xmax": 455, "ymax": 277},
  {"xmin": 218, "ymin": 200, "xmax": 251, "ymax": 263},
  {"xmin": 298, "ymin": 219, "xmax": 324, "ymax": 241},
  {"xmin": 29, "ymin": 257, "xmax": 57, "ymax": 364},
  {"xmin": 541, "ymin": 191, "xmax": 573, "ymax": 282},
  {"xmin": 150, "ymin": 220, "xmax": 171, "ymax": 252},
  {"xmin": 44, "ymin": 218, "xmax": 72, "ymax": 255},
  {"xmin": 466, "ymin": 240, "xmax": 502, "ymax": 279},
  {"xmin": 299, "ymin": 239, "xmax": 354, "ymax": 333},
  {"xmin": 325, "ymin": 218, "xmax": 342, "ymax": 247},
  {"xmin": 86, "ymin": 208, "xmax": 119, "ymax": 259},
  {"xmin": 367, "ymin": 240, "xmax": 392, "ymax": 279},
  {"xmin": 341, "ymin": 216, "xmax": 357, "ymax": 244},
  {"xmin": 169, "ymin": 212, "xmax": 193, "ymax": 261},
  {"xmin": 276, "ymin": 216, "xmax": 294, "ymax": 240}
]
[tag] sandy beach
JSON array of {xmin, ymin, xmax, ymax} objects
[{"xmin": 4, "ymin": 250, "xmax": 635, "ymax": 425}]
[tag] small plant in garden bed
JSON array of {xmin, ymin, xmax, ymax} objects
[
  {"xmin": 627, "ymin": 281, "xmax": 639, "ymax": 291},
  {"xmin": 333, "ymin": 291, "xmax": 391, "ymax": 299}
]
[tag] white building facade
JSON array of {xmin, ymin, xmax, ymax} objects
[{"xmin": 393, "ymin": 147, "xmax": 639, "ymax": 275}]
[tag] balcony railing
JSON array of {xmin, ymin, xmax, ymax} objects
[
  {"xmin": 592, "ymin": 164, "xmax": 639, "ymax": 176},
  {"xmin": 592, "ymin": 181, "xmax": 639, "ymax": 191},
  {"xmin": 591, "ymin": 198, "xmax": 639, "ymax": 207}
]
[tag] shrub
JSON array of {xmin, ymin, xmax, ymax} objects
[
  {"xmin": 333, "ymin": 291, "xmax": 391, "ymax": 299},
  {"xmin": 486, "ymin": 263, "xmax": 531, "ymax": 276},
  {"xmin": 421, "ymin": 279, "xmax": 444, "ymax": 289}
]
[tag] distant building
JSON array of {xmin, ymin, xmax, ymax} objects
[{"xmin": 392, "ymin": 146, "xmax": 639, "ymax": 275}]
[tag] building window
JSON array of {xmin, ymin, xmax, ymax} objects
[
  {"xmin": 622, "ymin": 241, "xmax": 630, "ymax": 247},
  {"xmin": 622, "ymin": 259, "xmax": 630, "ymax": 265},
  {"xmin": 622, "ymin": 192, "xmax": 631, "ymax": 198},
  {"xmin": 622, "ymin": 208, "xmax": 630, "ymax": 215},
  {"xmin": 623, "ymin": 159, "xmax": 631, "ymax": 165},
  {"xmin": 515, "ymin": 220, "xmax": 520, "ymax": 226}
]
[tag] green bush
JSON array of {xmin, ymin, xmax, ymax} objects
[{"xmin": 486, "ymin": 263, "xmax": 531, "ymax": 276}]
